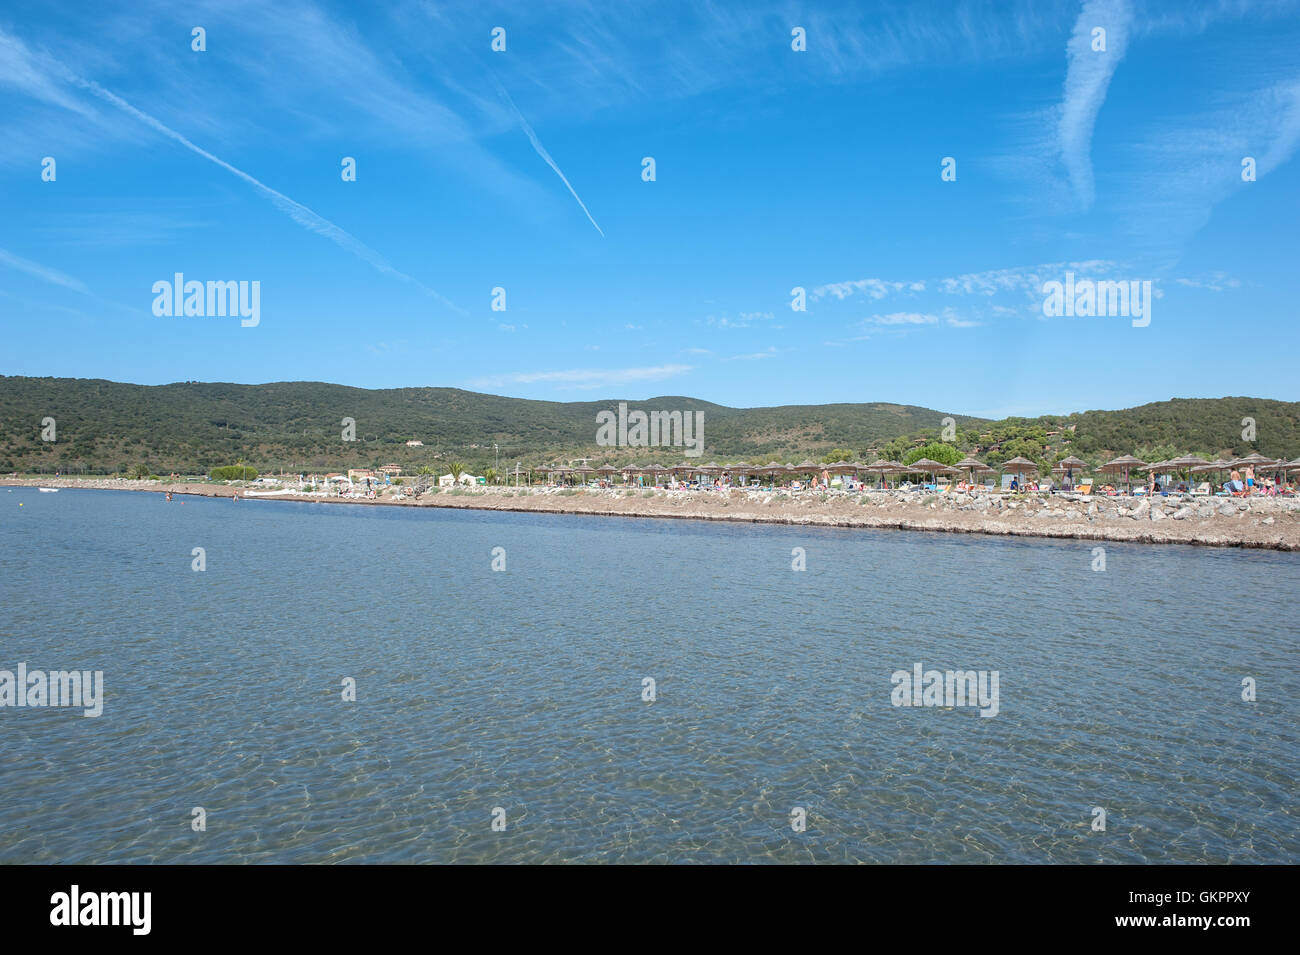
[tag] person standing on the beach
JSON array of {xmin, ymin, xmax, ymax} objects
[{"xmin": 1244, "ymin": 465, "xmax": 1255, "ymax": 492}]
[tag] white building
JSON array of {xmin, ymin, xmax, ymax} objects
[{"xmin": 438, "ymin": 472, "xmax": 480, "ymax": 487}]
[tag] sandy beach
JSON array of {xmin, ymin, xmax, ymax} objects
[{"xmin": 6, "ymin": 477, "xmax": 1299, "ymax": 550}]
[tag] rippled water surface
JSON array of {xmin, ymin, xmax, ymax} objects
[{"xmin": 1, "ymin": 487, "xmax": 1296, "ymax": 863}]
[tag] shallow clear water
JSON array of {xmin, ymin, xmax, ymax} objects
[{"xmin": 1, "ymin": 487, "xmax": 1296, "ymax": 863}]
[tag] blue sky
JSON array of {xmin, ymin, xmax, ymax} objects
[{"xmin": 1, "ymin": 0, "xmax": 1298, "ymax": 418}]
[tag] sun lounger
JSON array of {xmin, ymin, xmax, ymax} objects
[{"xmin": 1077, "ymin": 483, "xmax": 1092, "ymax": 495}]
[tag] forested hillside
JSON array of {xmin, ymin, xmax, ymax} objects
[{"xmin": 1, "ymin": 377, "xmax": 1294, "ymax": 477}]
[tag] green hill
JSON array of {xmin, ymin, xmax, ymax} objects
[
  {"xmin": 0, "ymin": 376, "xmax": 1295, "ymax": 477},
  {"xmin": 0, "ymin": 376, "xmax": 982, "ymax": 475}
]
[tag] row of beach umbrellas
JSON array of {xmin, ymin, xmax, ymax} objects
[{"xmin": 534, "ymin": 451, "xmax": 1300, "ymax": 489}]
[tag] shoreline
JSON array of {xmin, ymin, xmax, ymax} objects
[{"xmin": 6, "ymin": 477, "xmax": 1299, "ymax": 551}]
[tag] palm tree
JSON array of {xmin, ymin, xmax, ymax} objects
[
  {"xmin": 484, "ymin": 467, "xmax": 498, "ymax": 485},
  {"xmin": 449, "ymin": 461, "xmax": 464, "ymax": 484}
]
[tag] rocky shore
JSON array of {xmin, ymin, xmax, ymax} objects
[{"xmin": 5, "ymin": 477, "xmax": 1299, "ymax": 550}]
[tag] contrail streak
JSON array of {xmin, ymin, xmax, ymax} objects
[
  {"xmin": 69, "ymin": 75, "xmax": 465, "ymax": 314},
  {"xmin": 498, "ymin": 83, "xmax": 604, "ymax": 237},
  {"xmin": 0, "ymin": 247, "xmax": 90, "ymax": 294}
]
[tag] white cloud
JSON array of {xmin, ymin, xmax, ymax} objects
[
  {"xmin": 1059, "ymin": 0, "xmax": 1133, "ymax": 208},
  {"xmin": 1175, "ymin": 275, "xmax": 1241, "ymax": 292},
  {"xmin": 1257, "ymin": 80, "xmax": 1300, "ymax": 175},
  {"xmin": 723, "ymin": 347, "xmax": 778, "ymax": 360},
  {"xmin": 812, "ymin": 278, "xmax": 912, "ymax": 301},
  {"xmin": 812, "ymin": 264, "xmax": 1126, "ymax": 306},
  {"xmin": 869, "ymin": 312, "xmax": 938, "ymax": 326},
  {"xmin": 0, "ymin": 247, "xmax": 90, "ymax": 295}
]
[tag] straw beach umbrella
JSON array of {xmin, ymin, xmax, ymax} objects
[
  {"xmin": 1232, "ymin": 452, "xmax": 1275, "ymax": 467},
  {"xmin": 823, "ymin": 460, "xmax": 858, "ymax": 487},
  {"xmin": 956, "ymin": 455, "xmax": 994, "ymax": 486},
  {"xmin": 1231, "ymin": 452, "xmax": 1278, "ymax": 485},
  {"xmin": 1098, "ymin": 455, "xmax": 1147, "ymax": 494},
  {"xmin": 757, "ymin": 462, "xmax": 784, "ymax": 487},
  {"xmin": 907, "ymin": 458, "xmax": 953, "ymax": 486},
  {"xmin": 1191, "ymin": 458, "xmax": 1232, "ymax": 491},
  {"xmin": 999, "ymin": 456, "xmax": 1039, "ymax": 489},
  {"xmin": 1276, "ymin": 458, "xmax": 1300, "ymax": 490},
  {"xmin": 1144, "ymin": 460, "xmax": 1171, "ymax": 489},
  {"xmin": 864, "ymin": 459, "xmax": 904, "ymax": 489},
  {"xmin": 1053, "ymin": 455, "xmax": 1089, "ymax": 488},
  {"xmin": 1163, "ymin": 454, "xmax": 1209, "ymax": 490},
  {"xmin": 1228, "ymin": 451, "xmax": 1276, "ymax": 490}
]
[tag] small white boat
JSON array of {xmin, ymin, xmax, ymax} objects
[{"xmin": 38, "ymin": 487, "xmax": 60, "ymax": 493}]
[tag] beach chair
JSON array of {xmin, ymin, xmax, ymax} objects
[
  {"xmin": 1077, "ymin": 483, "xmax": 1092, "ymax": 495},
  {"xmin": 1194, "ymin": 482, "xmax": 1210, "ymax": 496}
]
